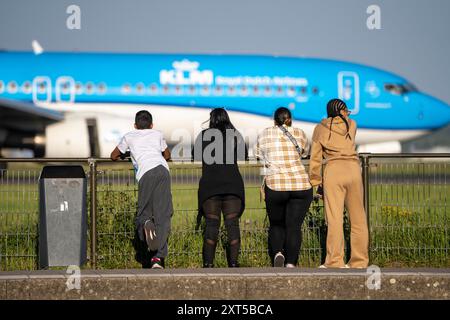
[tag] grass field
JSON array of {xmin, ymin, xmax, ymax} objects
[{"xmin": 0, "ymin": 161, "xmax": 449, "ymax": 271}]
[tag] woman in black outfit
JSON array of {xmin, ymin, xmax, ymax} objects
[{"xmin": 193, "ymin": 108, "xmax": 247, "ymax": 267}]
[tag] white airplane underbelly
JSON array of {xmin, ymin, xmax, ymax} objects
[{"xmin": 39, "ymin": 102, "xmax": 428, "ymax": 157}]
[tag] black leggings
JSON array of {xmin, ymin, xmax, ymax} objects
[
  {"xmin": 265, "ymin": 186, "xmax": 313, "ymax": 266},
  {"xmin": 202, "ymin": 194, "xmax": 242, "ymax": 267}
]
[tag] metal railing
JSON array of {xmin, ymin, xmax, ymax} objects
[{"xmin": 0, "ymin": 154, "xmax": 449, "ymax": 270}]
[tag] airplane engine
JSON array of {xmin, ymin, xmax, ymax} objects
[
  {"xmin": 45, "ymin": 116, "xmax": 91, "ymax": 157},
  {"xmin": 0, "ymin": 131, "xmax": 46, "ymax": 158}
]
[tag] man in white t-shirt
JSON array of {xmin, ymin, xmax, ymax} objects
[{"xmin": 111, "ymin": 110, "xmax": 173, "ymax": 269}]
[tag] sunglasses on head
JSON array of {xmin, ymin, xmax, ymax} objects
[{"xmin": 341, "ymin": 108, "xmax": 351, "ymax": 115}]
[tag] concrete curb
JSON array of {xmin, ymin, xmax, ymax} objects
[{"xmin": 0, "ymin": 268, "xmax": 448, "ymax": 300}]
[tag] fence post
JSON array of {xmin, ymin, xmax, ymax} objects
[
  {"xmin": 360, "ymin": 153, "xmax": 371, "ymax": 259},
  {"xmin": 88, "ymin": 158, "xmax": 97, "ymax": 269},
  {"xmin": 361, "ymin": 154, "xmax": 370, "ymax": 222}
]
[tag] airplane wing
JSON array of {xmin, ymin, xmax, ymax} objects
[
  {"xmin": 0, "ymin": 98, "xmax": 63, "ymax": 156},
  {"xmin": 0, "ymin": 98, "xmax": 63, "ymax": 133}
]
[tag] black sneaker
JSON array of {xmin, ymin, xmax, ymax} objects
[
  {"xmin": 274, "ymin": 252, "xmax": 285, "ymax": 267},
  {"xmin": 151, "ymin": 257, "xmax": 164, "ymax": 269},
  {"xmin": 144, "ymin": 220, "xmax": 159, "ymax": 252}
]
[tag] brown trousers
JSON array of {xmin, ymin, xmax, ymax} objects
[{"xmin": 323, "ymin": 160, "xmax": 369, "ymax": 268}]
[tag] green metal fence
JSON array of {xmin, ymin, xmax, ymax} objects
[{"xmin": 0, "ymin": 154, "xmax": 449, "ymax": 271}]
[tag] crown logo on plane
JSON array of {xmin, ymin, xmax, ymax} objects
[{"xmin": 172, "ymin": 59, "xmax": 199, "ymax": 71}]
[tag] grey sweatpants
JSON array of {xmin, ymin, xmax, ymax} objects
[{"xmin": 136, "ymin": 165, "xmax": 173, "ymax": 258}]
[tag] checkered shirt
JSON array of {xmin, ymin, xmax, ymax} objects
[{"xmin": 254, "ymin": 125, "xmax": 311, "ymax": 191}]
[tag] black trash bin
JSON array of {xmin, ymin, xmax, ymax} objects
[{"xmin": 39, "ymin": 165, "xmax": 87, "ymax": 269}]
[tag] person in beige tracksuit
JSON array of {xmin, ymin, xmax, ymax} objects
[{"xmin": 309, "ymin": 99, "xmax": 369, "ymax": 268}]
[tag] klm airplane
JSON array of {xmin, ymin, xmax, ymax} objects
[{"xmin": 0, "ymin": 51, "xmax": 449, "ymax": 157}]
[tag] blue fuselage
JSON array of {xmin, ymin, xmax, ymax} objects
[{"xmin": 0, "ymin": 52, "xmax": 449, "ymax": 131}]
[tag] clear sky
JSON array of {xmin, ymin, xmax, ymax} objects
[{"xmin": 1, "ymin": 0, "xmax": 449, "ymax": 106}]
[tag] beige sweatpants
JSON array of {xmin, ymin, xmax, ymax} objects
[{"xmin": 323, "ymin": 159, "xmax": 369, "ymax": 268}]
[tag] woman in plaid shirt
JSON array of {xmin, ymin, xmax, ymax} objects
[{"xmin": 254, "ymin": 107, "xmax": 313, "ymax": 267}]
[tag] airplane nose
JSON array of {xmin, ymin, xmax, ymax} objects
[{"xmin": 419, "ymin": 95, "xmax": 450, "ymax": 129}]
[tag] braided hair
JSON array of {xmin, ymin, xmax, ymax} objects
[{"xmin": 326, "ymin": 99, "xmax": 351, "ymax": 140}]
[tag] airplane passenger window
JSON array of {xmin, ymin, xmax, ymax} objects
[
  {"xmin": 215, "ymin": 86, "xmax": 222, "ymax": 93},
  {"xmin": 312, "ymin": 87, "xmax": 319, "ymax": 95},
  {"xmin": 276, "ymin": 86, "xmax": 282, "ymax": 94},
  {"xmin": 136, "ymin": 83, "xmax": 145, "ymax": 94},
  {"xmin": 264, "ymin": 86, "xmax": 271, "ymax": 94},
  {"xmin": 228, "ymin": 86, "xmax": 235, "ymax": 94},
  {"xmin": 7, "ymin": 81, "xmax": 18, "ymax": 93},
  {"xmin": 287, "ymin": 86, "xmax": 295, "ymax": 96},
  {"xmin": 253, "ymin": 86, "xmax": 259, "ymax": 94},
  {"xmin": 122, "ymin": 83, "xmax": 131, "ymax": 94},
  {"xmin": 300, "ymin": 86, "xmax": 307, "ymax": 94},
  {"xmin": 85, "ymin": 82, "xmax": 94, "ymax": 94},
  {"xmin": 61, "ymin": 82, "xmax": 70, "ymax": 94},
  {"xmin": 237, "ymin": 86, "xmax": 248, "ymax": 96},
  {"xmin": 22, "ymin": 81, "xmax": 32, "ymax": 94},
  {"xmin": 75, "ymin": 82, "xmax": 83, "ymax": 94},
  {"xmin": 202, "ymin": 86, "xmax": 210, "ymax": 94},
  {"xmin": 189, "ymin": 85, "xmax": 195, "ymax": 93},
  {"xmin": 38, "ymin": 82, "xmax": 46, "ymax": 93},
  {"xmin": 163, "ymin": 85, "xmax": 169, "ymax": 93},
  {"xmin": 0, "ymin": 80, "xmax": 4, "ymax": 92},
  {"xmin": 149, "ymin": 84, "xmax": 158, "ymax": 93},
  {"xmin": 97, "ymin": 83, "xmax": 107, "ymax": 94}
]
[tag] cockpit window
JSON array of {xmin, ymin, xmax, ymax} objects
[
  {"xmin": 403, "ymin": 83, "xmax": 418, "ymax": 92},
  {"xmin": 384, "ymin": 83, "xmax": 417, "ymax": 95}
]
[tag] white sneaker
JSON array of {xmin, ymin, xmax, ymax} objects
[
  {"xmin": 274, "ymin": 252, "xmax": 285, "ymax": 267},
  {"xmin": 285, "ymin": 263, "xmax": 296, "ymax": 268},
  {"xmin": 319, "ymin": 264, "xmax": 350, "ymax": 268}
]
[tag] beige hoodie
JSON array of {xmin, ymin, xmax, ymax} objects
[{"xmin": 309, "ymin": 116, "xmax": 359, "ymax": 186}]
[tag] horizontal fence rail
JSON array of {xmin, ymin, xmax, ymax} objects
[{"xmin": 0, "ymin": 154, "xmax": 449, "ymax": 271}]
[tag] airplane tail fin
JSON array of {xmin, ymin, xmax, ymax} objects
[{"xmin": 32, "ymin": 40, "xmax": 44, "ymax": 55}]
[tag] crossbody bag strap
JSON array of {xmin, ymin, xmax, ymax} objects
[{"xmin": 277, "ymin": 125, "xmax": 302, "ymax": 157}]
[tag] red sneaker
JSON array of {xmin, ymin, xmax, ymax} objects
[{"xmin": 151, "ymin": 257, "xmax": 163, "ymax": 269}]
